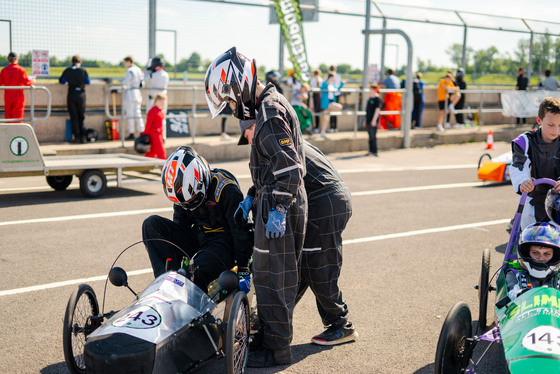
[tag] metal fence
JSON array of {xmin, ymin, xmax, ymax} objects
[
  {"xmin": 0, "ymin": 86, "xmax": 51, "ymax": 126},
  {"xmin": 104, "ymin": 85, "xmax": 511, "ymax": 147}
]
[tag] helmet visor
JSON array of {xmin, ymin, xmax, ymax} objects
[{"xmin": 205, "ymin": 92, "xmax": 227, "ymax": 119}]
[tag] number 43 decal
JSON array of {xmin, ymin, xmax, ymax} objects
[
  {"xmin": 522, "ymin": 326, "xmax": 560, "ymax": 355},
  {"xmin": 112, "ymin": 305, "xmax": 162, "ymax": 329}
]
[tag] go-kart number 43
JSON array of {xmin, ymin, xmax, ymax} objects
[
  {"xmin": 522, "ymin": 325, "xmax": 560, "ymax": 355},
  {"xmin": 112, "ymin": 305, "xmax": 162, "ymax": 329}
]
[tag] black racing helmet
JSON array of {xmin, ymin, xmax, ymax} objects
[
  {"xmin": 134, "ymin": 134, "xmax": 151, "ymax": 154},
  {"xmin": 204, "ymin": 47, "xmax": 258, "ymax": 120},
  {"xmin": 148, "ymin": 56, "xmax": 164, "ymax": 72},
  {"xmin": 546, "ymin": 188, "xmax": 560, "ymax": 225},
  {"xmin": 518, "ymin": 222, "xmax": 560, "ymax": 279},
  {"xmin": 86, "ymin": 128, "xmax": 98, "ymax": 142}
]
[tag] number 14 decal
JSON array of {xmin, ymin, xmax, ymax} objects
[{"xmin": 522, "ymin": 326, "xmax": 560, "ymax": 355}]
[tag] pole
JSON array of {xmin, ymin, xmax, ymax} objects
[
  {"xmin": 362, "ymin": 0, "xmax": 372, "ymax": 111},
  {"xmin": 362, "ymin": 28, "xmax": 413, "ymax": 148},
  {"xmin": 148, "ymin": 0, "xmax": 156, "ymax": 58},
  {"xmin": 279, "ymin": 28, "xmax": 285, "ymax": 76}
]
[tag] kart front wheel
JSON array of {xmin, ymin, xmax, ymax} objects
[
  {"xmin": 63, "ymin": 284, "xmax": 100, "ymax": 374},
  {"xmin": 434, "ymin": 302, "xmax": 473, "ymax": 374},
  {"xmin": 478, "ymin": 248, "xmax": 491, "ymax": 331},
  {"xmin": 225, "ymin": 291, "xmax": 250, "ymax": 374}
]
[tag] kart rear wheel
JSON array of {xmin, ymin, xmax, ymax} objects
[
  {"xmin": 79, "ymin": 169, "xmax": 107, "ymax": 198},
  {"xmin": 63, "ymin": 284, "xmax": 99, "ymax": 374},
  {"xmin": 46, "ymin": 175, "xmax": 73, "ymax": 190},
  {"xmin": 434, "ymin": 302, "xmax": 473, "ymax": 374},
  {"xmin": 478, "ymin": 248, "xmax": 491, "ymax": 331},
  {"xmin": 225, "ymin": 291, "xmax": 250, "ymax": 374}
]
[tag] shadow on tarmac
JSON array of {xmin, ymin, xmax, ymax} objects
[
  {"xmin": 40, "ymin": 361, "xmax": 67, "ymax": 373},
  {"xmin": 0, "ymin": 187, "xmax": 154, "ymax": 208}
]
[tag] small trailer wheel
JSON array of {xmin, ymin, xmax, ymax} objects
[
  {"xmin": 46, "ymin": 175, "xmax": 73, "ymax": 190},
  {"xmin": 79, "ymin": 170, "xmax": 107, "ymax": 198}
]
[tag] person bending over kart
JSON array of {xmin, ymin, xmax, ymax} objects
[
  {"xmin": 236, "ymin": 120, "xmax": 358, "ymax": 346},
  {"xmin": 510, "ymin": 96, "xmax": 560, "ymax": 230},
  {"xmin": 506, "ymin": 221, "xmax": 560, "ymax": 302},
  {"xmin": 142, "ymin": 146, "xmax": 253, "ymax": 293}
]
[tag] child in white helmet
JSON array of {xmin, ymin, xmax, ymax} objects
[{"xmin": 505, "ymin": 190, "xmax": 560, "ymax": 301}]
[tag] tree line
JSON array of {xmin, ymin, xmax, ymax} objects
[{"xmin": 3, "ymin": 33, "xmax": 560, "ymax": 78}]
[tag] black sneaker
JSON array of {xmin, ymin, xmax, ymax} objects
[
  {"xmin": 311, "ymin": 322, "xmax": 359, "ymax": 346},
  {"xmin": 125, "ymin": 134, "xmax": 135, "ymax": 141}
]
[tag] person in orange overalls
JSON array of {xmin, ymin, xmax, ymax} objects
[
  {"xmin": 142, "ymin": 93, "xmax": 167, "ymax": 160},
  {"xmin": 0, "ymin": 52, "xmax": 35, "ymax": 122}
]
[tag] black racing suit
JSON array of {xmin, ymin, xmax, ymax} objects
[
  {"xmin": 142, "ymin": 169, "xmax": 253, "ymax": 292},
  {"xmin": 250, "ymin": 84, "xmax": 307, "ymax": 351},
  {"xmin": 511, "ymin": 128, "xmax": 560, "ymax": 225},
  {"xmin": 454, "ymin": 78, "xmax": 466, "ymax": 124},
  {"xmin": 295, "ymin": 141, "xmax": 353, "ymax": 328},
  {"xmin": 59, "ymin": 65, "xmax": 89, "ymax": 141}
]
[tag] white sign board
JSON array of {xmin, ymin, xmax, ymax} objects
[
  {"xmin": 369, "ymin": 64, "xmax": 379, "ymax": 83},
  {"xmin": 32, "ymin": 50, "xmax": 49, "ymax": 76}
]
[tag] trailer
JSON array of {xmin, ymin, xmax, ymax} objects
[{"xmin": 1, "ymin": 123, "xmax": 164, "ymax": 197}]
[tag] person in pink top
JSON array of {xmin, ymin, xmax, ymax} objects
[
  {"xmin": 0, "ymin": 52, "xmax": 35, "ymax": 122},
  {"xmin": 142, "ymin": 93, "xmax": 167, "ymax": 160}
]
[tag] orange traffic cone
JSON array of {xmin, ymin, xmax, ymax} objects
[{"xmin": 485, "ymin": 130, "xmax": 495, "ymax": 150}]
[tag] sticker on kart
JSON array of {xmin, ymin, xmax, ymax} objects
[
  {"xmin": 112, "ymin": 305, "xmax": 162, "ymax": 329},
  {"xmin": 522, "ymin": 325, "xmax": 560, "ymax": 355}
]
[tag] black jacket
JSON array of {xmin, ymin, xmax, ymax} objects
[{"xmin": 173, "ymin": 168, "xmax": 253, "ymax": 268}]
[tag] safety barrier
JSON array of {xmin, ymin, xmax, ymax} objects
[
  {"xmin": 0, "ymin": 85, "xmax": 52, "ymax": 127},
  {"xmin": 104, "ymin": 84, "xmax": 510, "ymax": 144}
]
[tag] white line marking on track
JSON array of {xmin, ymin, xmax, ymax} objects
[
  {"xmin": 352, "ymin": 182, "xmax": 484, "ymax": 196},
  {"xmin": 0, "ymin": 207, "xmax": 173, "ymax": 226},
  {"xmin": 0, "ymin": 182, "xmax": 483, "ymax": 226},
  {"xmin": 343, "ymin": 218, "xmax": 511, "ymax": 245},
  {"xmin": 0, "ymin": 269, "xmax": 153, "ymax": 297},
  {"xmin": 0, "ymin": 218, "xmax": 510, "ymax": 297},
  {"xmin": 234, "ymin": 164, "xmax": 477, "ymax": 179}
]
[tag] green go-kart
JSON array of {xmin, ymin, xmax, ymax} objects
[{"xmin": 435, "ymin": 178, "xmax": 560, "ymax": 373}]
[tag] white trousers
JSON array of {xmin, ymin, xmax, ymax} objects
[{"xmin": 123, "ymin": 99, "xmax": 144, "ymax": 134}]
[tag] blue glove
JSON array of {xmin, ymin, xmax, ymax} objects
[
  {"xmin": 238, "ymin": 270, "xmax": 251, "ymax": 293},
  {"xmin": 234, "ymin": 195, "xmax": 254, "ymax": 225},
  {"xmin": 266, "ymin": 207, "xmax": 286, "ymax": 239}
]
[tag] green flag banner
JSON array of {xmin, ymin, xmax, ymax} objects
[{"xmin": 274, "ymin": 0, "xmax": 310, "ymax": 83}]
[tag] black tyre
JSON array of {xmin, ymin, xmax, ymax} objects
[
  {"xmin": 63, "ymin": 284, "xmax": 99, "ymax": 374},
  {"xmin": 79, "ymin": 169, "xmax": 107, "ymax": 198},
  {"xmin": 477, "ymin": 153, "xmax": 492, "ymax": 169},
  {"xmin": 225, "ymin": 291, "xmax": 250, "ymax": 374},
  {"xmin": 478, "ymin": 248, "xmax": 491, "ymax": 331},
  {"xmin": 434, "ymin": 302, "xmax": 473, "ymax": 374},
  {"xmin": 46, "ymin": 175, "xmax": 73, "ymax": 190}
]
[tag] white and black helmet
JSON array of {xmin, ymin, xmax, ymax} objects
[
  {"xmin": 204, "ymin": 47, "xmax": 257, "ymax": 120},
  {"xmin": 518, "ymin": 222, "xmax": 560, "ymax": 279},
  {"xmin": 161, "ymin": 146, "xmax": 211, "ymax": 210}
]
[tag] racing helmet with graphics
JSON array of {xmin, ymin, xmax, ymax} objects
[
  {"xmin": 161, "ymin": 146, "xmax": 211, "ymax": 211},
  {"xmin": 518, "ymin": 222, "xmax": 560, "ymax": 279},
  {"xmin": 545, "ymin": 188, "xmax": 560, "ymax": 225},
  {"xmin": 204, "ymin": 47, "xmax": 257, "ymax": 120}
]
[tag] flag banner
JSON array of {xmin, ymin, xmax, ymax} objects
[
  {"xmin": 501, "ymin": 90, "xmax": 560, "ymax": 118},
  {"xmin": 274, "ymin": 0, "xmax": 311, "ymax": 83}
]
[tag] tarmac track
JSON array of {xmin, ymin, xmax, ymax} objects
[{"xmin": 0, "ymin": 141, "xmax": 514, "ymax": 374}]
